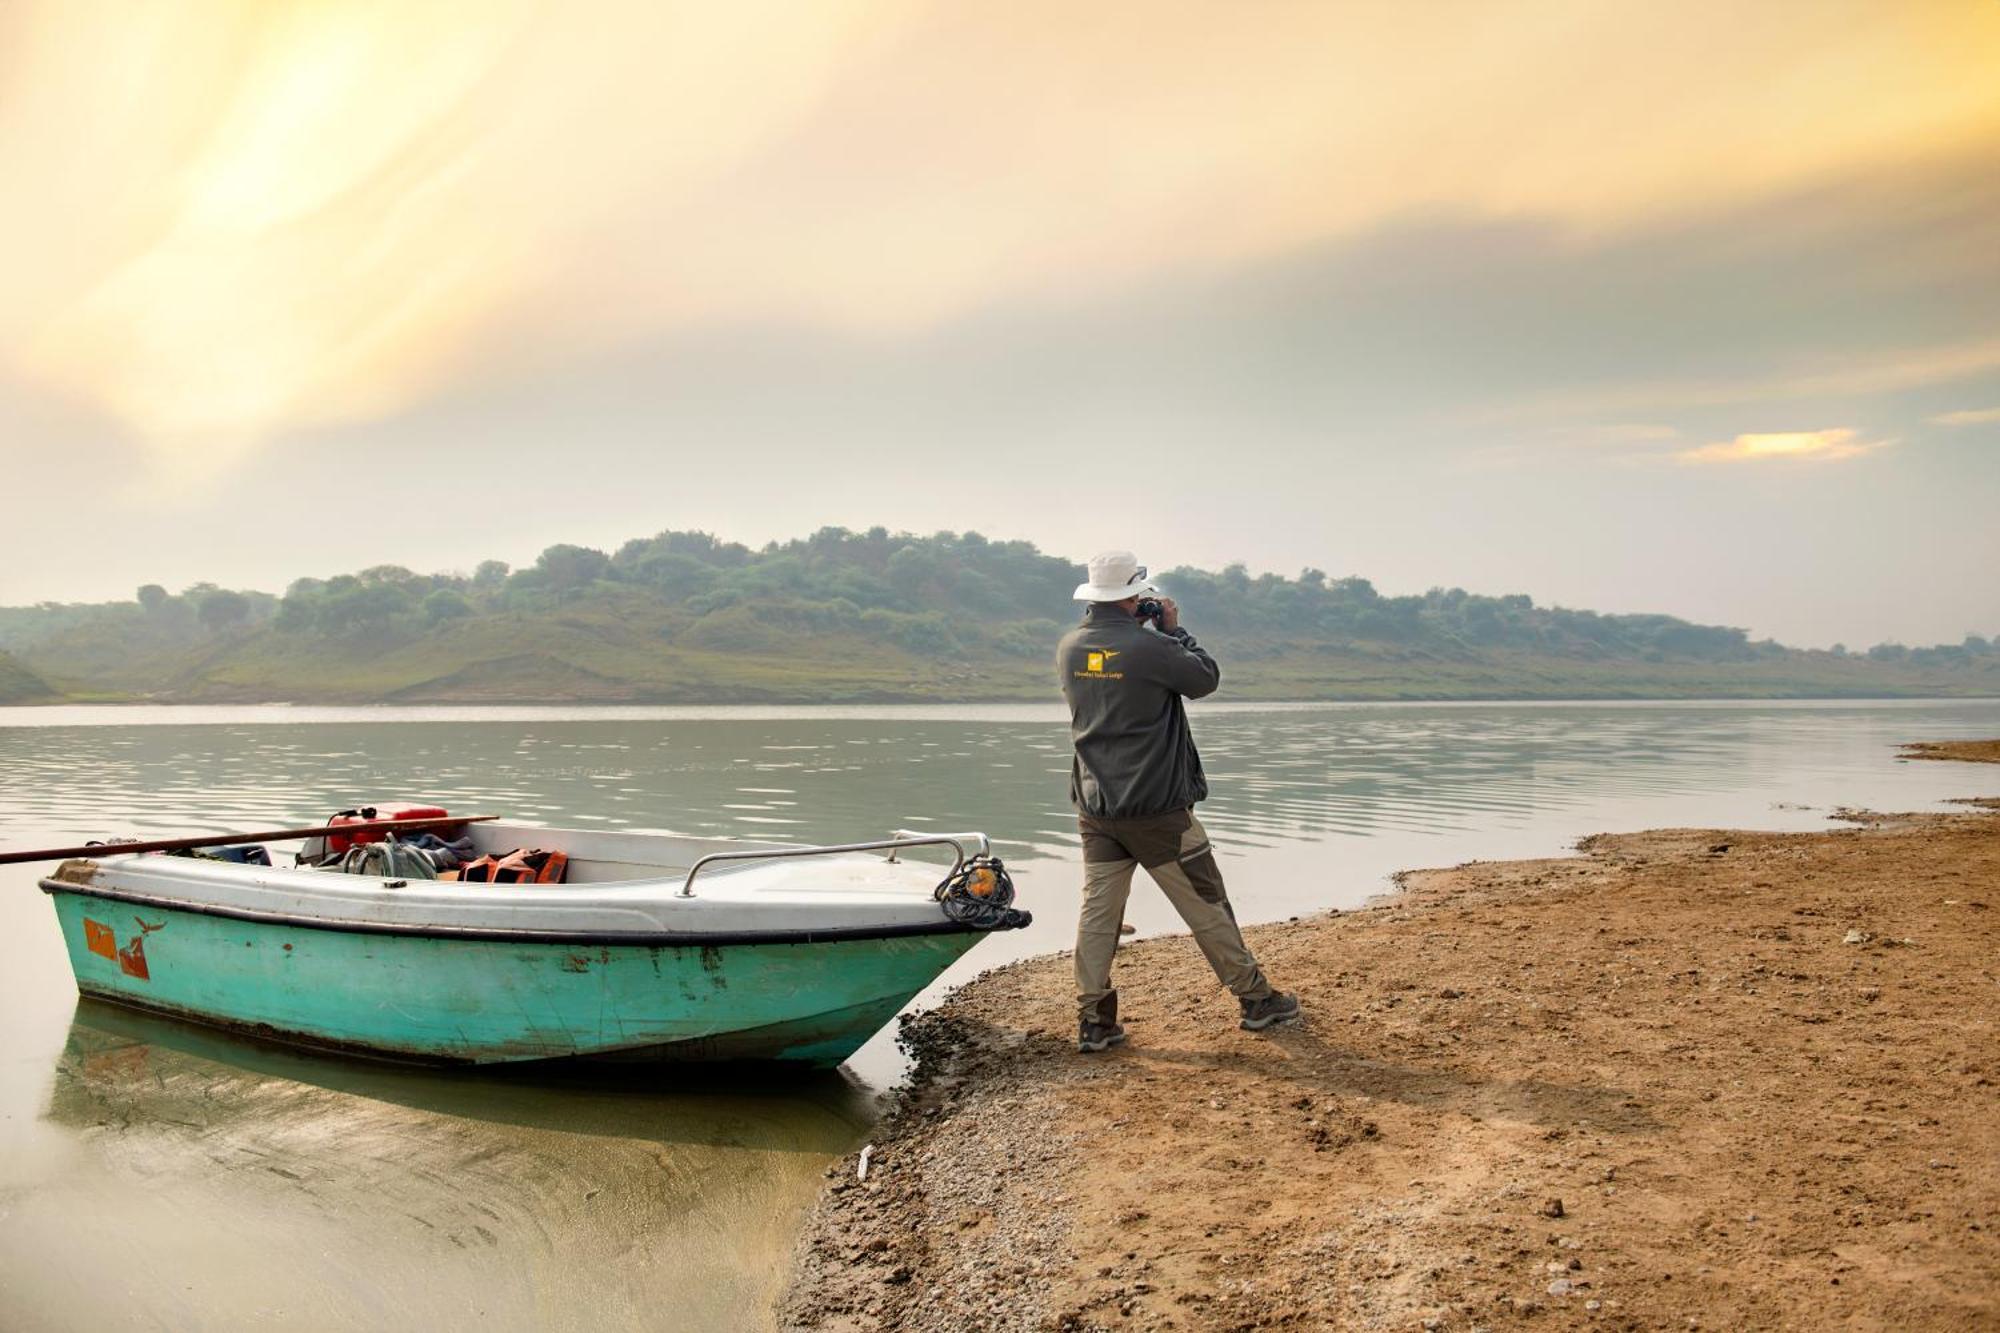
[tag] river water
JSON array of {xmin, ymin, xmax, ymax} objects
[{"xmin": 2, "ymin": 700, "xmax": 1995, "ymax": 1329}]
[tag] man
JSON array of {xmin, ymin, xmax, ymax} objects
[{"xmin": 1057, "ymin": 549, "xmax": 1301, "ymax": 1053}]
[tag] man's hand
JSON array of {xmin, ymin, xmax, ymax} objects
[{"xmin": 1157, "ymin": 596, "xmax": 1180, "ymax": 632}]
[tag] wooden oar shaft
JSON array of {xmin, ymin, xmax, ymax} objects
[{"xmin": 0, "ymin": 815, "xmax": 497, "ymax": 867}]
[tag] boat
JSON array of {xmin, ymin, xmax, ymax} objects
[{"xmin": 39, "ymin": 820, "xmax": 1028, "ymax": 1067}]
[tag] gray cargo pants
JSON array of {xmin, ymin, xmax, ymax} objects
[{"xmin": 1075, "ymin": 807, "xmax": 1274, "ymax": 1027}]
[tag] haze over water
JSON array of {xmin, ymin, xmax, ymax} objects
[{"xmin": 2, "ymin": 699, "xmax": 1996, "ymax": 1329}]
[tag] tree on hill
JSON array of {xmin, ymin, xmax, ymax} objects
[
  {"xmin": 533, "ymin": 544, "xmax": 612, "ymax": 593},
  {"xmin": 196, "ymin": 589, "xmax": 252, "ymax": 632},
  {"xmin": 423, "ymin": 589, "xmax": 474, "ymax": 624}
]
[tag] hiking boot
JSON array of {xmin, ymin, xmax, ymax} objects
[
  {"xmin": 1078, "ymin": 1021, "xmax": 1127, "ymax": 1053},
  {"xmin": 1239, "ymin": 992, "xmax": 1302, "ymax": 1031}
]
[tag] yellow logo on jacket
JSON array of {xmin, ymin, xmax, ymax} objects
[{"xmin": 1078, "ymin": 649, "xmax": 1122, "ymax": 679}]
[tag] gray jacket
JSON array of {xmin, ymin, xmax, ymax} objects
[{"xmin": 1057, "ymin": 603, "xmax": 1221, "ymax": 819}]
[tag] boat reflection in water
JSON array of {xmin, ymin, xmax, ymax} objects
[{"xmin": 25, "ymin": 998, "xmax": 876, "ymax": 1331}]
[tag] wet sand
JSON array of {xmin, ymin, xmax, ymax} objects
[{"xmin": 781, "ymin": 763, "xmax": 1999, "ymax": 1329}]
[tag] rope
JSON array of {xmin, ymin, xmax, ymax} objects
[{"xmin": 934, "ymin": 854, "xmax": 1030, "ymax": 930}]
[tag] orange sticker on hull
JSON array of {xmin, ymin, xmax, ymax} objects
[
  {"xmin": 84, "ymin": 918, "xmax": 117, "ymax": 960},
  {"xmin": 118, "ymin": 934, "xmax": 150, "ymax": 980}
]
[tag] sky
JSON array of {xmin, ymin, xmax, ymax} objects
[{"xmin": 1, "ymin": 1, "xmax": 1997, "ymax": 648}]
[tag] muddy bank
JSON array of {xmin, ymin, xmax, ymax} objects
[
  {"xmin": 1902, "ymin": 738, "xmax": 2000, "ymax": 764},
  {"xmin": 781, "ymin": 784, "xmax": 1999, "ymax": 1329}
]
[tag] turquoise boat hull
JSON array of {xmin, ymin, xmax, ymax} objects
[{"xmin": 45, "ymin": 890, "xmax": 986, "ymax": 1067}]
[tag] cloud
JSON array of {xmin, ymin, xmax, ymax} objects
[
  {"xmin": 3, "ymin": 1, "xmax": 1999, "ymax": 456},
  {"xmin": 1930, "ymin": 406, "xmax": 2000, "ymax": 426},
  {"xmin": 1675, "ymin": 428, "xmax": 1890, "ymax": 465},
  {"xmin": 1481, "ymin": 336, "xmax": 2000, "ymax": 424}
]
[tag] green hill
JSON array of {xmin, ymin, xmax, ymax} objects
[{"xmin": 2, "ymin": 527, "xmax": 1995, "ymax": 703}]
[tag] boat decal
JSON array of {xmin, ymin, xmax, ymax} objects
[
  {"xmin": 84, "ymin": 917, "xmax": 118, "ymax": 959},
  {"xmin": 117, "ymin": 934, "xmax": 150, "ymax": 980}
]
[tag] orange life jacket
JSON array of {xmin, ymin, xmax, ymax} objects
[{"xmin": 451, "ymin": 848, "xmax": 567, "ymax": 884}]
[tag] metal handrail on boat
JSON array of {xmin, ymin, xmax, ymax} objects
[{"xmin": 675, "ymin": 830, "xmax": 992, "ymax": 898}]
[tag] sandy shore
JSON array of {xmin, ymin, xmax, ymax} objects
[{"xmin": 780, "ymin": 758, "xmax": 1999, "ymax": 1331}]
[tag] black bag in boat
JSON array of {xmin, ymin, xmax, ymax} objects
[{"xmin": 327, "ymin": 838, "xmax": 439, "ymax": 880}]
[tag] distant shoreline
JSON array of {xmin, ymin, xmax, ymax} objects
[
  {"xmin": 7, "ymin": 689, "xmax": 1999, "ymax": 709},
  {"xmin": 4, "ymin": 695, "xmax": 2000, "ymax": 723}
]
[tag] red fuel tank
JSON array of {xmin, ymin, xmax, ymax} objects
[{"xmin": 327, "ymin": 805, "xmax": 450, "ymax": 855}]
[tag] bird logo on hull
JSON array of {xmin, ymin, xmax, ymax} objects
[{"xmin": 82, "ymin": 915, "xmax": 161, "ymax": 981}]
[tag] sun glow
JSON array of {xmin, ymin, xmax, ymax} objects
[
  {"xmin": 3, "ymin": 0, "xmax": 889, "ymax": 459},
  {"xmin": 16, "ymin": 2, "xmax": 536, "ymax": 453}
]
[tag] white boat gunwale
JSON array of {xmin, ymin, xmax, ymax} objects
[
  {"xmin": 35, "ymin": 878, "xmax": 996, "ymax": 945},
  {"xmin": 39, "ymin": 821, "xmax": 1029, "ymax": 945},
  {"xmin": 676, "ymin": 827, "xmax": 990, "ymax": 897}
]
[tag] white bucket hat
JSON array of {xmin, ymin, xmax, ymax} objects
[{"xmin": 1073, "ymin": 550, "xmax": 1158, "ymax": 602}]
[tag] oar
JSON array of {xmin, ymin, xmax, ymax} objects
[{"xmin": 0, "ymin": 814, "xmax": 498, "ymax": 867}]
